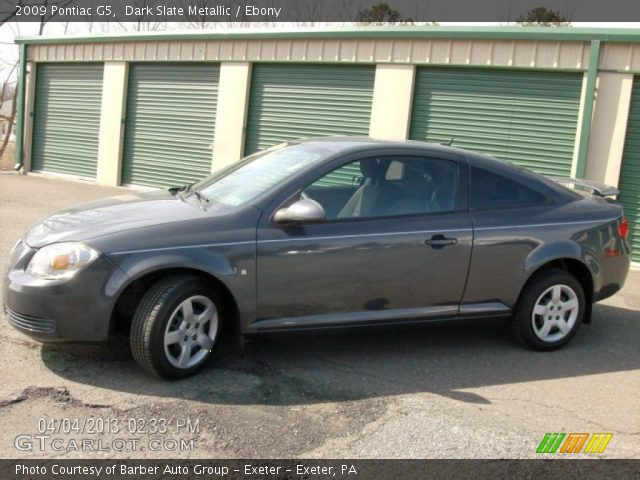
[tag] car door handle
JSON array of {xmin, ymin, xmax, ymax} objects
[{"xmin": 424, "ymin": 234, "xmax": 458, "ymax": 249}]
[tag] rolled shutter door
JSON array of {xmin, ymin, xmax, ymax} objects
[
  {"xmin": 410, "ymin": 68, "xmax": 582, "ymax": 176},
  {"xmin": 31, "ymin": 64, "xmax": 103, "ymax": 178},
  {"xmin": 245, "ymin": 64, "xmax": 375, "ymax": 154},
  {"xmin": 122, "ymin": 64, "xmax": 219, "ymax": 188},
  {"xmin": 619, "ymin": 79, "xmax": 640, "ymax": 263}
]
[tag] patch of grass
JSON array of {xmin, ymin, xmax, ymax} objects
[{"xmin": 0, "ymin": 141, "xmax": 16, "ymax": 171}]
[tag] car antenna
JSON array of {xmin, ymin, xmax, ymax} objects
[{"xmin": 441, "ymin": 136, "xmax": 455, "ymax": 146}]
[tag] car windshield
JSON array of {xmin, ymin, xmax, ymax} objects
[{"xmin": 192, "ymin": 143, "xmax": 331, "ymax": 207}]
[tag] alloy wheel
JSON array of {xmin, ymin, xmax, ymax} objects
[
  {"xmin": 531, "ymin": 284, "xmax": 579, "ymax": 343},
  {"xmin": 163, "ymin": 295, "xmax": 218, "ymax": 369}
]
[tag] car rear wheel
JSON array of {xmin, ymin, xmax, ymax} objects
[
  {"xmin": 511, "ymin": 269, "xmax": 585, "ymax": 350},
  {"xmin": 130, "ymin": 275, "xmax": 222, "ymax": 379}
]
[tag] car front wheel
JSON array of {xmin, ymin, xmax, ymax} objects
[
  {"xmin": 512, "ymin": 269, "xmax": 585, "ymax": 351},
  {"xmin": 130, "ymin": 275, "xmax": 222, "ymax": 379}
]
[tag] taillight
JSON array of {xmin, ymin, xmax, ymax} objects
[{"xmin": 619, "ymin": 216, "xmax": 629, "ymax": 240}]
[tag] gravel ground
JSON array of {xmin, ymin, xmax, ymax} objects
[{"xmin": 0, "ymin": 172, "xmax": 638, "ymax": 459}]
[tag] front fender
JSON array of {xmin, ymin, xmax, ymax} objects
[
  {"xmin": 111, "ymin": 248, "xmax": 239, "ymax": 285},
  {"xmin": 104, "ymin": 243, "xmax": 256, "ymax": 332}
]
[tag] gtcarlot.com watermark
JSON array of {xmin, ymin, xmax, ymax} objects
[
  {"xmin": 14, "ymin": 435, "xmax": 195, "ymax": 452},
  {"xmin": 14, "ymin": 416, "xmax": 200, "ymax": 453}
]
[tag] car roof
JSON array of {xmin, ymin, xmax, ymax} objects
[
  {"xmin": 291, "ymin": 136, "xmax": 454, "ymax": 153},
  {"xmin": 293, "ymin": 135, "xmax": 490, "ymax": 157},
  {"xmin": 291, "ymin": 136, "xmax": 523, "ymax": 172}
]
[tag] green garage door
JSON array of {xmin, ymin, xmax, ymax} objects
[
  {"xmin": 245, "ymin": 64, "xmax": 375, "ymax": 154},
  {"xmin": 410, "ymin": 68, "xmax": 583, "ymax": 176},
  {"xmin": 122, "ymin": 64, "xmax": 219, "ymax": 187},
  {"xmin": 619, "ymin": 79, "xmax": 640, "ymax": 263},
  {"xmin": 32, "ymin": 64, "xmax": 103, "ymax": 178}
]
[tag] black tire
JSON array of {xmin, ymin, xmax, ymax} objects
[
  {"xmin": 130, "ymin": 275, "xmax": 223, "ymax": 379},
  {"xmin": 511, "ymin": 269, "xmax": 586, "ymax": 351}
]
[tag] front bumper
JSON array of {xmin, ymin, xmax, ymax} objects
[{"xmin": 3, "ymin": 241, "xmax": 123, "ymax": 342}]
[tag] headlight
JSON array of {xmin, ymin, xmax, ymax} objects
[{"xmin": 27, "ymin": 242, "xmax": 100, "ymax": 280}]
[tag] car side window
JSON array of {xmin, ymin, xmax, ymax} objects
[
  {"xmin": 311, "ymin": 162, "xmax": 362, "ymax": 188},
  {"xmin": 302, "ymin": 156, "xmax": 458, "ymax": 220},
  {"xmin": 470, "ymin": 166, "xmax": 547, "ymax": 210}
]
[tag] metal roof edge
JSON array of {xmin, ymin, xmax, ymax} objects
[{"xmin": 15, "ymin": 26, "xmax": 640, "ymax": 45}]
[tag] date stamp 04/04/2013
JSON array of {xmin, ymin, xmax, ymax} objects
[{"xmin": 13, "ymin": 416, "xmax": 201, "ymax": 453}]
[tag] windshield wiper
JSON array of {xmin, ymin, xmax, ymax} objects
[
  {"xmin": 168, "ymin": 183, "xmax": 194, "ymax": 195},
  {"xmin": 191, "ymin": 188, "xmax": 210, "ymax": 203},
  {"xmin": 170, "ymin": 183, "xmax": 210, "ymax": 204}
]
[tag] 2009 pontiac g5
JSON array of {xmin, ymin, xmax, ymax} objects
[{"xmin": 3, "ymin": 138, "xmax": 631, "ymax": 379}]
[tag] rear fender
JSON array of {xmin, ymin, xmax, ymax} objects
[
  {"xmin": 524, "ymin": 240, "xmax": 598, "ymax": 277},
  {"xmin": 524, "ymin": 240, "xmax": 597, "ymax": 323}
]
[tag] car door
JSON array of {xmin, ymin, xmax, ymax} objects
[{"xmin": 253, "ymin": 152, "xmax": 474, "ymax": 330}]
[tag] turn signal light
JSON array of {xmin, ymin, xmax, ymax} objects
[
  {"xmin": 51, "ymin": 254, "xmax": 70, "ymax": 271},
  {"xmin": 619, "ymin": 216, "xmax": 629, "ymax": 240}
]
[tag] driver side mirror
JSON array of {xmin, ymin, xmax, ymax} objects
[{"xmin": 273, "ymin": 198, "xmax": 326, "ymax": 225}]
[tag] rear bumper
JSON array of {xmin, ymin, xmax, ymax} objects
[{"xmin": 593, "ymin": 251, "xmax": 631, "ymax": 302}]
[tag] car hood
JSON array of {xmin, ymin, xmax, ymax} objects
[{"xmin": 24, "ymin": 189, "xmax": 214, "ymax": 248}]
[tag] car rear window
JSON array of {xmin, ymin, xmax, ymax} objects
[{"xmin": 470, "ymin": 166, "xmax": 547, "ymax": 210}]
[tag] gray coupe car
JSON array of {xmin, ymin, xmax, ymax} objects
[{"xmin": 3, "ymin": 138, "xmax": 631, "ymax": 379}]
